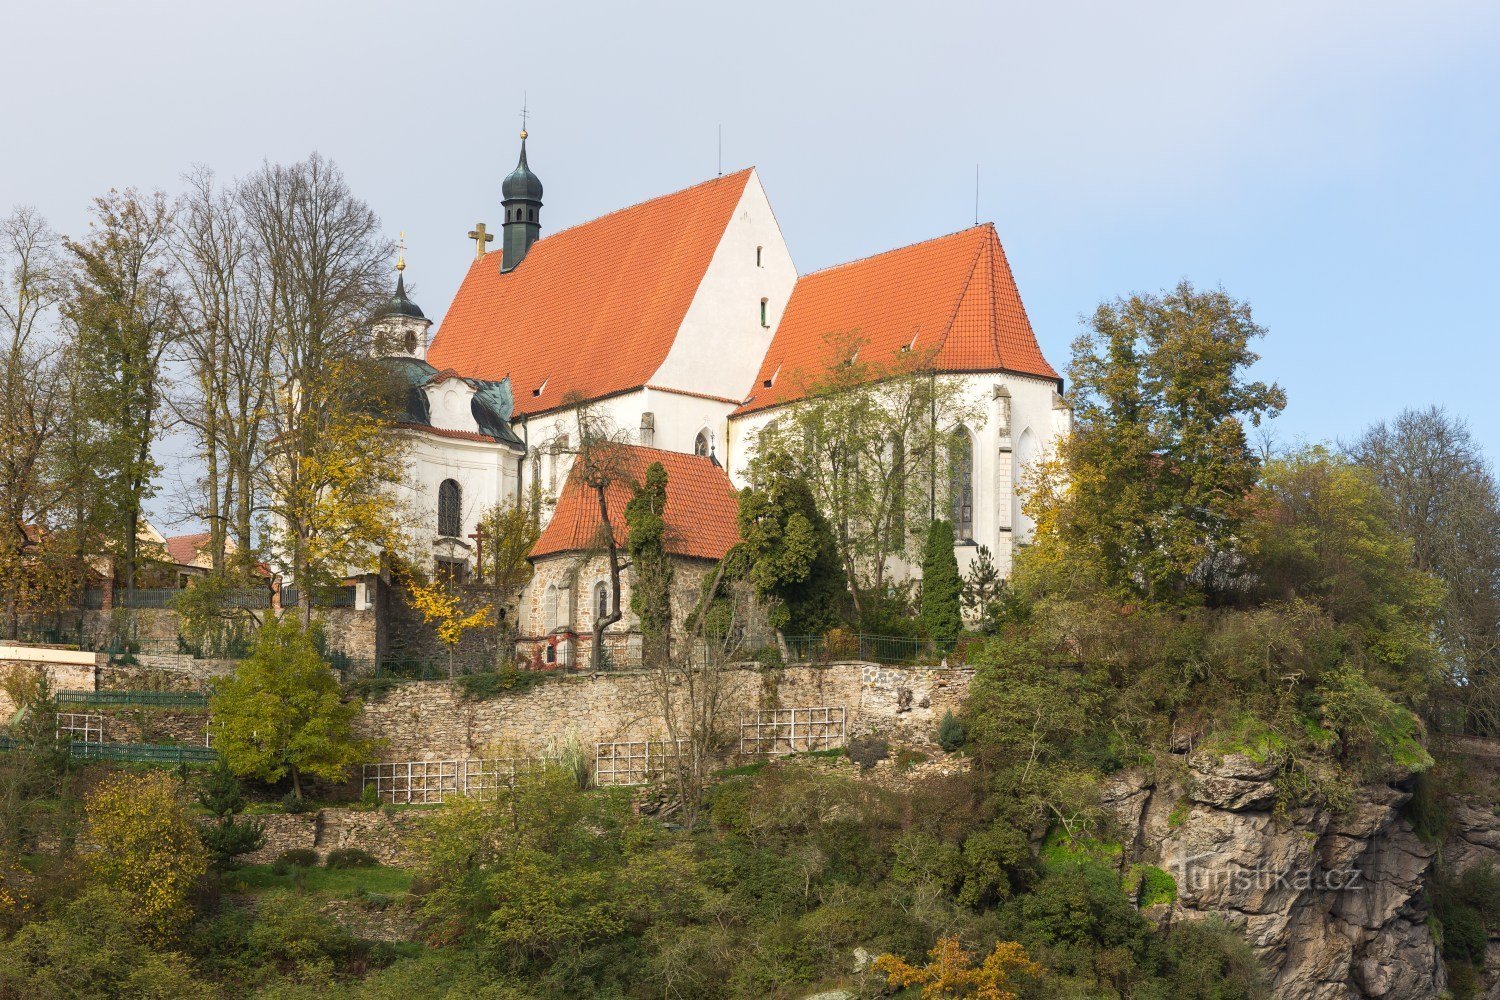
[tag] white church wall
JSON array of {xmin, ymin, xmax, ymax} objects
[
  {"xmin": 394, "ymin": 430, "xmax": 522, "ymax": 572},
  {"xmin": 648, "ymin": 171, "xmax": 797, "ymax": 403},
  {"xmin": 725, "ymin": 370, "xmax": 1067, "ymax": 580}
]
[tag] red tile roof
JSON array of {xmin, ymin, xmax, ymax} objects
[
  {"xmin": 735, "ymin": 224, "xmax": 1058, "ymax": 415},
  {"xmin": 428, "ymin": 170, "xmax": 753, "ymax": 418},
  {"xmin": 163, "ymin": 532, "xmax": 211, "ymax": 567},
  {"xmin": 531, "ymin": 445, "xmax": 740, "ymax": 562}
]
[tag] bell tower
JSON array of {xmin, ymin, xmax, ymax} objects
[
  {"xmin": 372, "ymin": 236, "xmax": 432, "ymax": 360},
  {"xmin": 501, "ymin": 129, "xmax": 543, "ymax": 273}
]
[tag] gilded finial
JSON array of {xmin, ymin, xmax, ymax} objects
[
  {"xmin": 519, "ymin": 93, "xmax": 530, "ymax": 141},
  {"xmin": 396, "ymin": 231, "xmax": 407, "ymax": 272}
]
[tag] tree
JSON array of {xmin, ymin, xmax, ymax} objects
[
  {"xmin": 1029, "ymin": 283, "xmax": 1286, "ymax": 603},
  {"xmin": 874, "ymin": 935, "xmax": 1043, "ymax": 999},
  {"xmin": 565, "ymin": 398, "xmax": 635, "ymax": 671},
  {"xmin": 625, "ymin": 461, "xmax": 672, "ymax": 667},
  {"xmin": 82, "ymin": 771, "xmax": 208, "ymax": 942},
  {"xmin": 962, "ymin": 545, "xmax": 1005, "ymax": 635},
  {"xmin": 241, "ymin": 155, "xmax": 408, "ymax": 620},
  {"xmin": 195, "ymin": 756, "xmax": 264, "ymax": 867},
  {"xmin": 0, "ymin": 207, "xmax": 67, "ymax": 637},
  {"xmin": 1348, "ymin": 407, "xmax": 1500, "ymax": 734},
  {"xmin": 171, "ymin": 166, "xmax": 275, "ymax": 568},
  {"xmin": 404, "ymin": 572, "xmax": 493, "ymax": 677},
  {"xmin": 921, "ymin": 519, "xmax": 963, "ymax": 641},
  {"xmin": 477, "ymin": 500, "xmax": 540, "ymax": 633},
  {"xmin": 748, "ymin": 331, "xmax": 982, "ymax": 615},
  {"xmin": 210, "ymin": 614, "xmax": 368, "ymax": 798},
  {"xmin": 62, "ymin": 188, "xmax": 180, "ymax": 607},
  {"xmin": 732, "ymin": 449, "xmax": 845, "ymax": 636}
]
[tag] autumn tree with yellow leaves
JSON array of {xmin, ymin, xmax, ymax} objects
[
  {"xmin": 406, "ymin": 571, "xmax": 494, "ymax": 677},
  {"xmin": 875, "ymin": 935, "xmax": 1044, "ymax": 1000},
  {"xmin": 81, "ymin": 771, "xmax": 208, "ymax": 942}
]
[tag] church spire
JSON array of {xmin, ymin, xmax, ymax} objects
[{"xmin": 501, "ymin": 127, "xmax": 543, "ymax": 273}]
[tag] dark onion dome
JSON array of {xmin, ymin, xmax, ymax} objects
[
  {"xmin": 384, "ymin": 271, "xmax": 426, "ymax": 320},
  {"xmin": 501, "ymin": 133, "xmax": 544, "ymax": 202}
]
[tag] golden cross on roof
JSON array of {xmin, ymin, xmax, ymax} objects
[
  {"xmin": 520, "ymin": 93, "xmax": 529, "ymax": 139},
  {"xmin": 396, "ymin": 231, "xmax": 407, "ymax": 272},
  {"xmin": 467, "ymin": 222, "xmax": 494, "ymax": 259}
]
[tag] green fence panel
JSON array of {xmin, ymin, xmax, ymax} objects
[{"xmin": 55, "ymin": 690, "xmax": 208, "ymax": 709}]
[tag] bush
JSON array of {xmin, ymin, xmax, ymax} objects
[
  {"xmin": 754, "ymin": 645, "xmax": 785, "ymax": 670},
  {"xmin": 360, "ymin": 783, "xmax": 382, "ymax": 810},
  {"xmin": 280, "ymin": 792, "xmax": 314, "ymax": 814},
  {"xmin": 276, "ymin": 848, "xmax": 319, "ymax": 869},
  {"xmin": 324, "ymin": 847, "xmax": 378, "ymax": 869},
  {"xmin": 458, "ymin": 667, "xmax": 546, "ymax": 700},
  {"xmin": 936, "ymin": 710, "xmax": 967, "ymax": 752},
  {"xmin": 845, "ymin": 736, "xmax": 890, "ymax": 771}
]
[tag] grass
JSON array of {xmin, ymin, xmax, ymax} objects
[
  {"xmin": 1203, "ymin": 713, "xmax": 1287, "ymax": 763},
  {"xmin": 1039, "ymin": 827, "xmax": 1123, "ymax": 870},
  {"xmin": 225, "ymin": 863, "xmax": 413, "ymax": 898}
]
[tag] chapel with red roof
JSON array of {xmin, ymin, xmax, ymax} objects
[{"xmin": 373, "ymin": 131, "xmax": 1069, "ymax": 665}]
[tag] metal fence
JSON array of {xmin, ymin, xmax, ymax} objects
[
  {"xmin": 0, "ymin": 736, "xmax": 216, "ymax": 765},
  {"xmin": 361, "ymin": 758, "xmax": 531, "ymax": 804},
  {"xmin": 55, "ymin": 689, "xmax": 208, "ymax": 709},
  {"xmin": 594, "ymin": 739, "xmax": 691, "ymax": 787},
  {"xmin": 280, "ymin": 585, "xmax": 356, "ymax": 609},
  {"xmin": 739, "ymin": 707, "xmax": 846, "ymax": 755}
]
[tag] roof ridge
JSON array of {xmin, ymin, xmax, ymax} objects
[
  {"xmin": 480, "ymin": 167, "xmax": 755, "ymax": 261},
  {"xmin": 797, "ymin": 222, "xmax": 993, "ymax": 281}
]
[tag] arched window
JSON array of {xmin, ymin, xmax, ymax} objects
[
  {"xmin": 756, "ymin": 245, "xmax": 763, "ymax": 267},
  {"xmin": 437, "ymin": 479, "xmax": 461, "ymax": 537},
  {"xmin": 949, "ymin": 427, "xmax": 974, "ymax": 541},
  {"xmin": 404, "ymin": 330, "xmax": 417, "ymax": 353},
  {"xmin": 594, "ymin": 581, "xmax": 610, "ymax": 622},
  {"xmin": 1014, "ymin": 427, "xmax": 1038, "ymax": 544},
  {"xmin": 760, "ymin": 297, "xmax": 769, "ymax": 328},
  {"xmin": 544, "ymin": 584, "xmax": 560, "ymax": 631},
  {"xmin": 694, "ymin": 430, "xmax": 711, "ymax": 458}
]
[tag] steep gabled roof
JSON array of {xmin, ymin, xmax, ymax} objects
[
  {"xmin": 531, "ymin": 446, "xmax": 740, "ymax": 562},
  {"xmin": 163, "ymin": 532, "xmax": 211, "ymax": 567},
  {"xmin": 428, "ymin": 169, "xmax": 754, "ymax": 417},
  {"xmin": 734, "ymin": 224, "xmax": 1058, "ymax": 415}
]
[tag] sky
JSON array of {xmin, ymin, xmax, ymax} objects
[{"xmin": 4, "ymin": 0, "xmax": 1498, "ymax": 526}]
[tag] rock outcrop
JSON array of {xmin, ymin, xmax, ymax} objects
[{"xmin": 1102, "ymin": 752, "xmax": 1445, "ymax": 999}]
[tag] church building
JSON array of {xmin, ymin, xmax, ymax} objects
[{"xmin": 371, "ymin": 130, "xmax": 1067, "ymax": 652}]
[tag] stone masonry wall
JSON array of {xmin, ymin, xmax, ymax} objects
[
  {"xmin": 356, "ymin": 662, "xmax": 972, "ymax": 762},
  {"xmin": 237, "ymin": 807, "xmax": 436, "ymax": 867},
  {"xmin": 0, "ymin": 646, "xmax": 99, "ymax": 716}
]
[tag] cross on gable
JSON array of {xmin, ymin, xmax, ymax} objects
[{"xmin": 467, "ymin": 222, "xmax": 494, "ymax": 259}]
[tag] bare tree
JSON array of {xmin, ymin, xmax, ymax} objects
[
  {"xmin": 0, "ymin": 208, "xmax": 66, "ymax": 635},
  {"xmin": 565, "ymin": 398, "xmax": 635, "ymax": 671},
  {"xmin": 240, "ymin": 155, "xmax": 407, "ymax": 619},
  {"xmin": 171, "ymin": 166, "xmax": 274, "ymax": 570}
]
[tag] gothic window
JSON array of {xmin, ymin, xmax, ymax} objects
[
  {"xmin": 949, "ymin": 426, "xmax": 974, "ymax": 541},
  {"xmin": 437, "ymin": 479, "xmax": 461, "ymax": 537},
  {"xmin": 594, "ymin": 581, "xmax": 609, "ymax": 622},
  {"xmin": 1014, "ymin": 427, "xmax": 1038, "ymax": 544},
  {"xmin": 544, "ymin": 584, "xmax": 560, "ymax": 631},
  {"xmin": 694, "ymin": 430, "xmax": 710, "ymax": 458}
]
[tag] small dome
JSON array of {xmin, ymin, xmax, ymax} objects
[
  {"xmin": 384, "ymin": 272, "xmax": 426, "ymax": 320},
  {"xmin": 501, "ymin": 136, "xmax": 544, "ymax": 202}
]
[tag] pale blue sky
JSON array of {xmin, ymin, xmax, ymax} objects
[{"xmin": 6, "ymin": 0, "xmax": 1498, "ymax": 502}]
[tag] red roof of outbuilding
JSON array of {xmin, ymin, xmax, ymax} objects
[
  {"xmin": 427, "ymin": 170, "xmax": 753, "ymax": 417},
  {"xmin": 735, "ymin": 224, "xmax": 1057, "ymax": 415},
  {"xmin": 164, "ymin": 532, "xmax": 211, "ymax": 567},
  {"xmin": 531, "ymin": 446, "xmax": 740, "ymax": 562}
]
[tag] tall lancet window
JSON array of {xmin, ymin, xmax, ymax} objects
[
  {"xmin": 437, "ymin": 479, "xmax": 462, "ymax": 537},
  {"xmin": 949, "ymin": 427, "xmax": 974, "ymax": 541},
  {"xmin": 594, "ymin": 581, "xmax": 610, "ymax": 622},
  {"xmin": 694, "ymin": 430, "xmax": 711, "ymax": 458}
]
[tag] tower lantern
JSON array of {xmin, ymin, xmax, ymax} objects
[{"xmin": 500, "ymin": 129, "xmax": 543, "ymax": 273}]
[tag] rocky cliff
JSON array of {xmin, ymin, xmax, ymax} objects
[{"xmin": 1103, "ymin": 751, "xmax": 1448, "ymax": 999}]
